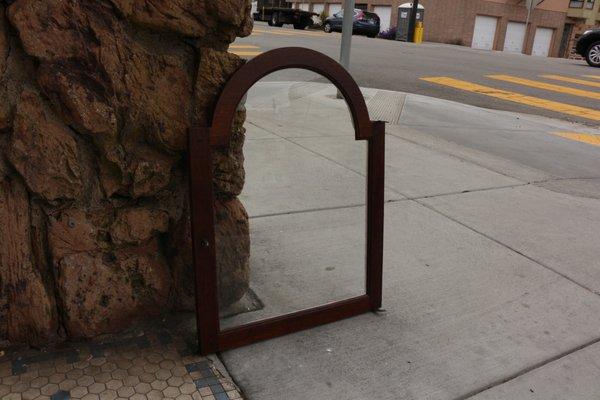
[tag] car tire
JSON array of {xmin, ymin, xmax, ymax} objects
[
  {"xmin": 270, "ymin": 13, "xmax": 283, "ymax": 28},
  {"xmin": 586, "ymin": 41, "xmax": 600, "ymax": 68},
  {"xmin": 324, "ymin": 23, "xmax": 332, "ymax": 33}
]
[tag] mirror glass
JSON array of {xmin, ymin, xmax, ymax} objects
[{"xmin": 216, "ymin": 69, "xmax": 368, "ymax": 330}]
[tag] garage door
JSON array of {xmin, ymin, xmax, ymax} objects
[
  {"xmin": 532, "ymin": 27, "xmax": 554, "ymax": 57},
  {"xmin": 298, "ymin": 3, "xmax": 310, "ymax": 11},
  {"xmin": 472, "ymin": 15, "xmax": 498, "ymax": 50},
  {"xmin": 329, "ymin": 3, "xmax": 342, "ymax": 17},
  {"xmin": 503, "ymin": 22, "xmax": 526, "ymax": 53},
  {"xmin": 373, "ymin": 6, "xmax": 392, "ymax": 32},
  {"xmin": 312, "ymin": 3, "xmax": 325, "ymax": 23}
]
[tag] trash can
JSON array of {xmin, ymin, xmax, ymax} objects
[{"xmin": 396, "ymin": 3, "xmax": 425, "ymax": 41}]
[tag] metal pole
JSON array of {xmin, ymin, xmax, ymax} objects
[
  {"xmin": 407, "ymin": 0, "xmax": 419, "ymax": 43},
  {"xmin": 339, "ymin": 0, "xmax": 356, "ymax": 70},
  {"xmin": 524, "ymin": 0, "xmax": 533, "ymax": 54}
]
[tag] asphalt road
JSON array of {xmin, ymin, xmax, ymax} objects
[{"xmin": 233, "ymin": 22, "xmax": 600, "ymax": 126}]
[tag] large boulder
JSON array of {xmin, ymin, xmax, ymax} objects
[{"xmin": 0, "ymin": 0, "xmax": 253, "ymax": 344}]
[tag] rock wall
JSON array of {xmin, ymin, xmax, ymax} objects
[{"xmin": 0, "ymin": 0, "xmax": 252, "ymax": 345}]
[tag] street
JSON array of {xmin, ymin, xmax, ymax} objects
[{"xmin": 233, "ymin": 22, "xmax": 600, "ymax": 126}]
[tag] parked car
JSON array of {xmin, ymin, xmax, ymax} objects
[
  {"xmin": 576, "ymin": 29, "xmax": 600, "ymax": 68},
  {"xmin": 253, "ymin": 0, "xmax": 316, "ymax": 30},
  {"xmin": 323, "ymin": 9, "xmax": 381, "ymax": 38}
]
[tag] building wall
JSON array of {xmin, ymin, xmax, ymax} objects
[
  {"xmin": 419, "ymin": 0, "xmax": 568, "ymax": 56},
  {"xmin": 565, "ymin": 0, "xmax": 599, "ymax": 59},
  {"xmin": 300, "ymin": 0, "xmax": 569, "ymax": 57}
]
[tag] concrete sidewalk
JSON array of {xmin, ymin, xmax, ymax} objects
[{"xmin": 220, "ymin": 81, "xmax": 600, "ymax": 399}]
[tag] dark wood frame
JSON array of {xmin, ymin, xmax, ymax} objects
[{"xmin": 188, "ymin": 47, "xmax": 385, "ymax": 355}]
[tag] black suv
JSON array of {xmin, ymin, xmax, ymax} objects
[
  {"xmin": 576, "ymin": 29, "xmax": 600, "ymax": 68},
  {"xmin": 323, "ymin": 9, "xmax": 381, "ymax": 38}
]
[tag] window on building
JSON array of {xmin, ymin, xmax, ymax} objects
[
  {"xmin": 585, "ymin": 0, "xmax": 595, "ymax": 9},
  {"xmin": 569, "ymin": 0, "xmax": 584, "ymax": 7}
]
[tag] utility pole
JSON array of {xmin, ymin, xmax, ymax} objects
[
  {"xmin": 523, "ymin": 0, "xmax": 541, "ymax": 53},
  {"xmin": 407, "ymin": 0, "xmax": 420, "ymax": 43},
  {"xmin": 339, "ymin": 0, "xmax": 356, "ymax": 70}
]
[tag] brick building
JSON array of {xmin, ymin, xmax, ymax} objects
[
  {"xmin": 291, "ymin": 0, "xmax": 573, "ymax": 57},
  {"xmin": 565, "ymin": 0, "xmax": 600, "ymax": 58}
]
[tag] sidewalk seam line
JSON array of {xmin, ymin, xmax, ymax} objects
[
  {"xmin": 414, "ymin": 199, "xmax": 599, "ymax": 296},
  {"xmin": 386, "ymin": 130, "xmax": 538, "ymax": 184},
  {"xmin": 452, "ymin": 335, "xmax": 600, "ymax": 400},
  {"xmin": 247, "ymin": 121, "xmax": 406, "ymax": 198}
]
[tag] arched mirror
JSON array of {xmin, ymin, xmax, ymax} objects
[{"xmin": 189, "ymin": 48, "xmax": 384, "ymax": 355}]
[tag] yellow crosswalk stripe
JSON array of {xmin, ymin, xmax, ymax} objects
[
  {"xmin": 230, "ymin": 44, "xmax": 260, "ymax": 49},
  {"xmin": 540, "ymin": 75, "xmax": 600, "ymax": 89},
  {"xmin": 487, "ymin": 75, "xmax": 600, "ymax": 100},
  {"xmin": 253, "ymin": 29, "xmax": 296, "ymax": 36},
  {"xmin": 253, "ymin": 28, "xmax": 328, "ymax": 37},
  {"xmin": 230, "ymin": 51, "xmax": 263, "ymax": 57},
  {"xmin": 583, "ymin": 75, "xmax": 600, "ymax": 80},
  {"xmin": 420, "ymin": 77, "xmax": 600, "ymax": 121},
  {"xmin": 552, "ymin": 132, "xmax": 600, "ymax": 147}
]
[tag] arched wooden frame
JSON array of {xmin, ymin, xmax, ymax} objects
[{"xmin": 189, "ymin": 47, "xmax": 384, "ymax": 355}]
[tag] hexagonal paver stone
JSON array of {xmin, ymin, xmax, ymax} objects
[
  {"xmin": 151, "ymin": 379, "xmax": 168, "ymax": 391},
  {"xmin": 70, "ymin": 386, "xmax": 89, "ymax": 398},
  {"xmin": 77, "ymin": 375, "xmax": 94, "ymax": 387},
  {"xmin": 105, "ymin": 379, "xmax": 123, "ymax": 391},
  {"xmin": 100, "ymin": 363, "xmax": 117, "ymax": 373},
  {"xmin": 179, "ymin": 383, "xmax": 196, "ymax": 395},
  {"xmin": 146, "ymin": 353, "xmax": 163, "ymax": 364},
  {"xmin": 98, "ymin": 389, "xmax": 118, "ymax": 400},
  {"xmin": 30, "ymin": 376, "xmax": 49, "ymax": 388},
  {"xmin": 110, "ymin": 369, "xmax": 128, "ymax": 380},
  {"xmin": 90, "ymin": 358, "xmax": 107, "ymax": 367},
  {"xmin": 81, "ymin": 394, "xmax": 100, "ymax": 400},
  {"xmin": 49, "ymin": 373, "xmax": 66, "ymax": 384},
  {"xmin": 134, "ymin": 382, "xmax": 152, "ymax": 394},
  {"xmin": 41, "ymin": 383, "xmax": 60, "ymax": 396},
  {"xmin": 167, "ymin": 376, "xmax": 184, "ymax": 387},
  {"xmin": 94, "ymin": 373, "xmax": 112, "ymax": 384},
  {"xmin": 123, "ymin": 376, "xmax": 140, "ymax": 387},
  {"xmin": 163, "ymin": 386, "xmax": 181, "ymax": 397},
  {"xmin": 118, "ymin": 385, "xmax": 137, "ymax": 397},
  {"xmin": 159, "ymin": 360, "xmax": 176, "ymax": 370},
  {"xmin": 59, "ymin": 379, "xmax": 77, "ymax": 391},
  {"xmin": 147, "ymin": 389, "xmax": 164, "ymax": 400},
  {"xmin": 88, "ymin": 383, "xmax": 106, "ymax": 394},
  {"xmin": 155, "ymin": 369, "xmax": 172, "ymax": 381},
  {"xmin": 66, "ymin": 369, "xmax": 84, "ymax": 380},
  {"xmin": 22, "ymin": 388, "xmax": 41, "ymax": 400}
]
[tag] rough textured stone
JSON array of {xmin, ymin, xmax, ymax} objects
[
  {"xmin": 56, "ymin": 239, "xmax": 171, "ymax": 338},
  {"xmin": 8, "ymin": 88, "xmax": 84, "ymax": 201},
  {"xmin": 0, "ymin": 176, "xmax": 58, "ymax": 344},
  {"xmin": 111, "ymin": 208, "xmax": 169, "ymax": 246},
  {"xmin": 47, "ymin": 209, "xmax": 103, "ymax": 262},
  {"xmin": 0, "ymin": 0, "xmax": 253, "ymax": 344},
  {"xmin": 110, "ymin": 0, "xmax": 253, "ymax": 41}
]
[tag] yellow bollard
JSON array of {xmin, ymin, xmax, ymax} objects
[{"xmin": 415, "ymin": 22, "xmax": 424, "ymax": 44}]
